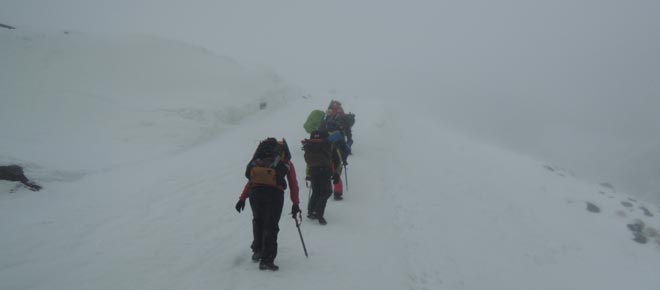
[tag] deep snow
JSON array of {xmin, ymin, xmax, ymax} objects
[{"xmin": 1, "ymin": 29, "xmax": 660, "ymax": 290}]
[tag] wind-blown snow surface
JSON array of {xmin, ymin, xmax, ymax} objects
[
  {"xmin": 2, "ymin": 29, "xmax": 660, "ymax": 290},
  {"xmin": 0, "ymin": 28, "xmax": 294, "ymax": 175}
]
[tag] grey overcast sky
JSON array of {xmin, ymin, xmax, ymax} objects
[{"xmin": 2, "ymin": 0, "xmax": 660, "ymax": 200}]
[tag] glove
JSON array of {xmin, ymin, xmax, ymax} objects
[
  {"xmin": 291, "ymin": 204, "xmax": 301, "ymax": 216},
  {"xmin": 332, "ymin": 173, "xmax": 340, "ymax": 184},
  {"xmin": 305, "ymin": 175, "xmax": 311, "ymax": 181},
  {"xmin": 235, "ymin": 199, "xmax": 245, "ymax": 213}
]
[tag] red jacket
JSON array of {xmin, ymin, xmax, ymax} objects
[{"xmin": 239, "ymin": 160, "xmax": 300, "ymax": 205}]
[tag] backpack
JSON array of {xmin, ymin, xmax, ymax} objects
[
  {"xmin": 247, "ymin": 138, "xmax": 287, "ymax": 187},
  {"xmin": 302, "ymin": 131, "xmax": 333, "ymax": 168},
  {"xmin": 304, "ymin": 110, "xmax": 326, "ymax": 134},
  {"xmin": 338, "ymin": 113, "xmax": 355, "ymax": 129}
]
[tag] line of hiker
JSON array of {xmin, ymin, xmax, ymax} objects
[
  {"xmin": 302, "ymin": 100, "xmax": 355, "ymax": 220},
  {"xmin": 234, "ymin": 100, "xmax": 355, "ymax": 271}
]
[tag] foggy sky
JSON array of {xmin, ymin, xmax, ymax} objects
[{"xmin": 3, "ymin": 0, "xmax": 660, "ymax": 201}]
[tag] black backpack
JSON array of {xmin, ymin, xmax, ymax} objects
[
  {"xmin": 247, "ymin": 138, "xmax": 288, "ymax": 188},
  {"xmin": 337, "ymin": 113, "xmax": 355, "ymax": 129}
]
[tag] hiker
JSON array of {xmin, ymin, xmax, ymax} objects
[
  {"xmin": 323, "ymin": 100, "xmax": 355, "ymax": 152},
  {"xmin": 320, "ymin": 104, "xmax": 351, "ymax": 201},
  {"xmin": 235, "ymin": 138, "xmax": 301, "ymax": 271},
  {"xmin": 323, "ymin": 127, "xmax": 347, "ymax": 200},
  {"xmin": 322, "ymin": 116, "xmax": 351, "ymax": 163},
  {"xmin": 303, "ymin": 100, "xmax": 346, "ymax": 134},
  {"xmin": 334, "ymin": 112, "xmax": 355, "ymax": 149},
  {"xmin": 302, "ymin": 100, "xmax": 354, "ymax": 201},
  {"xmin": 304, "ymin": 100, "xmax": 355, "ymax": 149},
  {"xmin": 316, "ymin": 117, "xmax": 348, "ymax": 200},
  {"xmin": 302, "ymin": 130, "xmax": 341, "ymax": 225}
]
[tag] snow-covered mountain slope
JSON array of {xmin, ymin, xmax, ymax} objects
[
  {"xmin": 378, "ymin": 102, "xmax": 660, "ymax": 289},
  {"xmin": 0, "ymin": 28, "xmax": 298, "ymax": 176},
  {"xmin": 1, "ymin": 30, "xmax": 660, "ymax": 290}
]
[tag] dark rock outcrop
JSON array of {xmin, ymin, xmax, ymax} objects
[
  {"xmin": 586, "ymin": 202, "xmax": 600, "ymax": 213},
  {"xmin": 0, "ymin": 165, "xmax": 41, "ymax": 191},
  {"xmin": 0, "ymin": 23, "xmax": 16, "ymax": 29}
]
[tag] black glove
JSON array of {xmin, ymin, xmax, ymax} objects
[
  {"xmin": 291, "ymin": 204, "xmax": 301, "ymax": 216},
  {"xmin": 332, "ymin": 173, "xmax": 340, "ymax": 184},
  {"xmin": 235, "ymin": 200, "xmax": 245, "ymax": 213}
]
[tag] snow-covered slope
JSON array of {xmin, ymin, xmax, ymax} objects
[
  {"xmin": 1, "ymin": 29, "xmax": 659, "ymax": 290},
  {"xmin": 0, "ymin": 28, "xmax": 297, "ymax": 176},
  {"xmin": 378, "ymin": 102, "xmax": 660, "ymax": 289}
]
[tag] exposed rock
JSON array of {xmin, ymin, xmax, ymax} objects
[
  {"xmin": 0, "ymin": 165, "xmax": 41, "ymax": 191},
  {"xmin": 639, "ymin": 206, "xmax": 654, "ymax": 217},
  {"xmin": 627, "ymin": 221, "xmax": 644, "ymax": 232},
  {"xmin": 600, "ymin": 182, "xmax": 615, "ymax": 192},
  {"xmin": 627, "ymin": 220, "xmax": 649, "ymax": 244},
  {"xmin": 633, "ymin": 233, "xmax": 648, "ymax": 244},
  {"xmin": 586, "ymin": 202, "xmax": 600, "ymax": 213},
  {"xmin": 0, "ymin": 23, "xmax": 16, "ymax": 29},
  {"xmin": 621, "ymin": 201, "xmax": 634, "ymax": 208}
]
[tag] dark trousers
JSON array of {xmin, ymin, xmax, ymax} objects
[
  {"xmin": 307, "ymin": 167, "xmax": 333, "ymax": 218},
  {"xmin": 249, "ymin": 187, "xmax": 284, "ymax": 263}
]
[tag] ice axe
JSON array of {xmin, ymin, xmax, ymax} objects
[{"xmin": 293, "ymin": 212, "xmax": 309, "ymax": 258}]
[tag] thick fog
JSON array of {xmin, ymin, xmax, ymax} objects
[{"xmin": 3, "ymin": 0, "xmax": 660, "ymax": 202}]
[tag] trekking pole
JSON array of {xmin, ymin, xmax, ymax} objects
[
  {"xmin": 344, "ymin": 164, "xmax": 348, "ymax": 192},
  {"xmin": 293, "ymin": 213, "xmax": 309, "ymax": 258}
]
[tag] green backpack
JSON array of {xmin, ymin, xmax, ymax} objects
[{"xmin": 303, "ymin": 110, "xmax": 326, "ymax": 134}]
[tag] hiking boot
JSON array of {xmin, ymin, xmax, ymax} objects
[
  {"xmin": 259, "ymin": 261, "xmax": 279, "ymax": 271},
  {"xmin": 333, "ymin": 193, "xmax": 343, "ymax": 200},
  {"xmin": 251, "ymin": 252, "xmax": 262, "ymax": 262},
  {"xmin": 307, "ymin": 212, "xmax": 318, "ymax": 219},
  {"xmin": 318, "ymin": 217, "xmax": 327, "ymax": 225}
]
